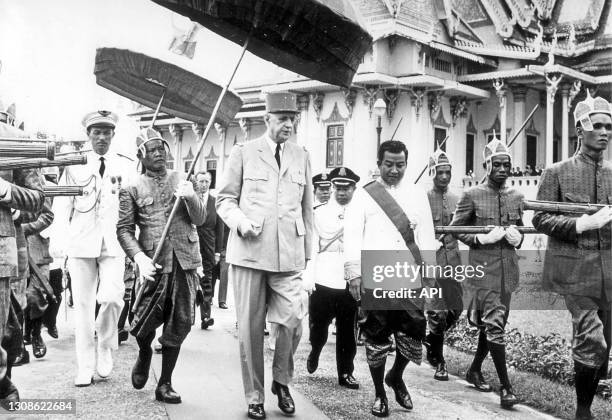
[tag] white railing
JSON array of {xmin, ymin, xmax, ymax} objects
[{"xmin": 462, "ymin": 175, "xmax": 541, "ymax": 189}]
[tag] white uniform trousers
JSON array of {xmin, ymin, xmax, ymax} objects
[
  {"xmin": 230, "ymin": 265, "xmax": 307, "ymax": 405},
  {"xmin": 67, "ymin": 240, "xmax": 125, "ymax": 374}
]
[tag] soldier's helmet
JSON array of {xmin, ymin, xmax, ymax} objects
[
  {"xmin": 428, "ymin": 148, "xmax": 452, "ymax": 178},
  {"xmin": 573, "ymin": 90, "xmax": 612, "ymax": 132}
]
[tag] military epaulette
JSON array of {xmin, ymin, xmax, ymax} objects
[
  {"xmin": 116, "ymin": 152, "xmax": 134, "ymax": 161},
  {"xmin": 313, "ymin": 202, "xmax": 327, "ymax": 210}
]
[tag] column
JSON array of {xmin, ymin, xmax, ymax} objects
[
  {"xmin": 191, "ymin": 123, "xmax": 205, "ymax": 173},
  {"xmin": 169, "ymin": 124, "xmax": 183, "ymax": 171},
  {"xmin": 545, "ymin": 74, "xmax": 563, "ymax": 166},
  {"xmin": 560, "ymin": 83, "xmax": 570, "ymax": 160},
  {"xmin": 511, "ymin": 85, "xmax": 528, "ymax": 168}
]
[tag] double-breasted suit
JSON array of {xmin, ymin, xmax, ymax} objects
[
  {"xmin": 51, "ymin": 150, "xmax": 136, "ymax": 376},
  {"xmin": 216, "ymin": 135, "xmax": 313, "ymax": 404}
]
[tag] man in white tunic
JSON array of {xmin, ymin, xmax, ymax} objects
[
  {"xmin": 344, "ymin": 140, "xmax": 438, "ymax": 417},
  {"xmin": 51, "ymin": 111, "xmax": 136, "ymax": 386}
]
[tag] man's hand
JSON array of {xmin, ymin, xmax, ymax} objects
[
  {"xmin": 196, "ymin": 266, "xmax": 204, "ymax": 277},
  {"xmin": 348, "ymin": 277, "xmax": 363, "ymax": 302},
  {"xmin": 174, "ymin": 180, "xmax": 197, "ymax": 201},
  {"xmin": 214, "ymin": 253, "xmax": 221, "ymax": 265},
  {"xmin": 302, "ymin": 260, "xmax": 315, "ymax": 296},
  {"xmin": 476, "ymin": 226, "xmax": 506, "ymax": 245},
  {"xmin": 134, "ymin": 252, "xmax": 161, "ymax": 281},
  {"xmin": 504, "ymin": 225, "xmax": 522, "ymax": 247},
  {"xmin": 238, "ymin": 218, "xmax": 262, "ymax": 239},
  {"xmin": 576, "ymin": 206, "xmax": 612, "ymax": 233}
]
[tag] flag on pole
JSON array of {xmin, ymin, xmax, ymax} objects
[{"xmin": 168, "ymin": 22, "xmax": 201, "ymax": 59}]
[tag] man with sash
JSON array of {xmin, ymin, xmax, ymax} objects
[
  {"xmin": 449, "ymin": 136, "xmax": 522, "ymax": 408},
  {"xmin": 344, "ymin": 140, "xmax": 438, "ymax": 417},
  {"xmin": 305, "ymin": 166, "xmax": 360, "ymax": 390},
  {"xmin": 117, "ymin": 128, "xmax": 206, "ymax": 403},
  {"xmin": 424, "ymin": 149, "xmax": 463, "ymax": 381},
  {"xmin": 312, "ymin": 173, "xmax": 331, "ymax": 208},
  {"xmin": 532, "ymin": 93, "xmax": 612, "ymax": 420}
]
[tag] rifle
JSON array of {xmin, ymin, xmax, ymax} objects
[
  {"xmin": 435, "ymin": 226, "xmax": 537, "ymax": 235},
  {"xmin": 0, "ymin": 140, "xmax": 55, "ymax": 160},
  {"xmin": 43, "ymin": 185, "xmax": 84, "ymax": 197},
  {"xmin": 0, "ymin": 154, "xmax": 86, "ymax": 171},
  {"xmin": 28, "ymin": 255, "xmax": 57, "ymax": 304},
  {"xmin": 414, "ymin": 135, "xmax": 450, "ymax": 183},
  {"xmin": 522, "ymin": 199, "xmax": 607, "ymax": 215}
]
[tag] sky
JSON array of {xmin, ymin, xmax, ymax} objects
[{"xmin": 0, "ymin": 0, "xmax": 290, "ymax": 145}]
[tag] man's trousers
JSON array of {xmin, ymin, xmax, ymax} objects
[
  {"xmin": 309, "ymin": 284, "xmax": 357, "ymax": 376},
  {"xmin": 67, "ymin": 244, "xmax": 124, "ymax": 375},
  {"xmin": 230, "ymin": 264, "xmax": 307, "ymax": 405}
]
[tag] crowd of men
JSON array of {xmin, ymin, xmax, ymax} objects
[{"xmin": 0, "ymin": 90, "xmax": 610, "ymax": 420}]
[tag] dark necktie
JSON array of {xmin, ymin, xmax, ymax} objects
[
  {"xmin": 275, "ymin": 143, "xmax": 281, "ymax": 168},
  {"xmin": 99, "ymin": 156, "xmax": 106, "ymax": 177}
]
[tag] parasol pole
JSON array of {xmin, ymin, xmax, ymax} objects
[
  {"xmin": 152, "ymin": 35, "xmax": 250, "ymax": 264},
  {"xmin": 414, "ymin": 135, "xmax": 450, "ymax": 183},
  {"xmin": 149, "ymin": 89, "xmax": 167, "ymax": 127}
]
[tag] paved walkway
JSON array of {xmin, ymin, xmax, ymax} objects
[{"xmin": 6, "ymin": 285, "xmax": 561, "ymax": 420}]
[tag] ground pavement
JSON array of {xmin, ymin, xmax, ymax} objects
[{"xmin": 5, "ymin": 285, "xmax": 560, "ymax": 420}]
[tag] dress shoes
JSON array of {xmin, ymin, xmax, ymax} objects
[
  {"xmin": 32, "ymin": 334, "xmax": 47, "ymax": 359},
  {"xmin": 201, "ymin": 318, "xmax": 215, "ymax": 330},
  {"xmin": 131, "ymin": 351, "xmax": 152, "ymax": 390},
  {"xmin": 96, "ymin": 346, "xmax": 113, "ymax": 378},
  {"xmin": 13, "ymin": 349, "xmax": 30, "ymax": 367},
  {"xmin": 118, "ymin": 329, "xmax": 129, "ymax": 345},
  {"xmin": 74, "ymin": 370, "xmax": 94, "ymax": 387},
  {"xmin": 338, "ymin": 374, "xmax": 360, "ymax": 389},
  {"xmin": 46, "ymin": 324, "xmax": 59, "ymax": 339},
  {"xmin": 465, "ymin": 369, "xmax": 492, "ymax": 392},
  {"xmin": 271, "ymin": 380, "xmax": 295, "ymax": 415},
  {"xmin": 219, "ymin": 302, "xmax": 228, "ymax": 309},
  {"xmin": 155, "ymin": 382, "xmax": 182, "ymax": 404},
  {"xmin": 384, "ymin": 372, "xmax": 413, "ymax": 410},
  {"xmin": 0, "ymin": 377, "xmax": 19, "ymax": 410},
  {"xmin": 370, "ymin": 396, "xmax": 389, "ymax": 417},
  {"xmin": 499, "ymin": 386, "xmax": 519, "ymax": 409},
  {"xmin": 306, "ymin": 350, "xmax": 320, "ymax": 374},
  {"xmin": 434, "ymin": 362, "xmax": 449, "ymax": 381},
  {"xmin": 247, "ymin": 403, "xmax": 266, "ymax": 419}
]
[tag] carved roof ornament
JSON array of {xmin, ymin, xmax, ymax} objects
[
  {"xmin": 428, "ymin": 91, "xmax": 444, "ymax": 123},
  {"xmin": 493, "ymin": 79, "xmax": 507, "ymax": 109},
  {"xmin": 451, "ymin": 96, "xmax": 468, "ymax": 126},
  {"xmin": 239, "ymin": 118, "xmax": 251, "ymax": 141},
  {"xmin": 480, "ymin": 0, "xmax": 516, "ymax": 39},
  {"xmin": 532, "ymin": 0, "xmax": 557, "ymax": 20},
  {"xmin": 466, "ymin": 113, "xmax": 477, "ymax": 133},
  {"xmin": 384, "ymin": 89, "xmax": 399, "ymax": 121},
  {"xmin": 566, "ymin": 23, "xmax": 576, "ymax": 55},
  {"xmin": 505, "ymin": 0, "xmax": 536, "ymax": 29},
  {"xmin": 567, "ymin": 80, "xmax": 582, "ymax": 111},
  {"xmin": 383, "ymin": 0, "xmax": 405, "ymax": 18},
  {"xmin": 363, "ymin": 86, "xmax": 380, "ymax": 119},
  {"xmin": 544, "ymin": 29, "xmax": 558, "ymax": 69},
  {"xmin": 408, "ymin": 87, "xmax": 426, "ymax": 120},
  {"xmin": 310, "ymin": 92, "xmax": 325, "ymax": 121},
  {"xmin": 545, "ymin": 73, "xmax": 563, "ymax": 104},
  {"xmin": 323, "ymin": 102, "xmax": 348, "ymax": 124},
  {"xmin": 297, "ymin": 94, "xmax": 310, "ymax": 112},
  {"xmin": 342, "ymin": 88, "xmax": 358, "ymax": 119},
  {"xmin": 192, "ymin": 123, "xmax": 205, "ymax": 141}
]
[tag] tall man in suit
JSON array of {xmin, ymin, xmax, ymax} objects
[
  {"xmin": 532, "ymin": 94, "xmax": 612, "ymax": 420},
  {"xmin": 217, "ymin": 92, "xmax": 313, "ymax": 420},
  {"xmin": 117, "ymin": 128, "xmax": 206, "ymax": 403},
  {"xmin": 51, "ymin": 110, "xmax": 136, "ymax": 386},
  {"xmin": 195, "ymin": 171, "xmax": 224, "ymax": 329}
]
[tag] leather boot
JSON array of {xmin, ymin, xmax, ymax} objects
[
  {"xmin": 131, "ymin": 349, "xmax": 152, "ymax": 390},
  {"xmin": 23, "ymin": 313, "xmax": 32, "ymax": 346},
  {"xmin": 31, "ymin": 319, "xmax": 46, "ymax": 359},
  {"xmin": 0, "ymin": 376, "xmax": 19, "ymax": 410},
  {"xmin": 12, "ymin": 349, "xmax": 29, "ymax": 367},
  {"xmin": 155, "ymin": 382, "xmax": 182, "ymax": 404},
  {"xmin": 574, "ymin": 362, "xmax": 599, "ymax": 420},
  {"xmin": 307, "ymin": 346, "xmax": 322, "ymax": 374},
  {"xmin": 424, "ymin": 333, "xmax": 441, "ymax": 367}
]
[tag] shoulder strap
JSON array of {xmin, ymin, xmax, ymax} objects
[{"xmin": 363, "ymin": 182, "xmax": 423, "ymax": 266}]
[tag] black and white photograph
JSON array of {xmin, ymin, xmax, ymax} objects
[{"xmin": 0, "ymin": 0, "xmax": 611, "ymax": 419}]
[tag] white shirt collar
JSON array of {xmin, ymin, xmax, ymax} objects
[{"xmin": 265, "ymin": 135, "xmax": 285, "ymax": 157}]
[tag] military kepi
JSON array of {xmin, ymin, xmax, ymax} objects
[
  {"xmin": 312, "ymin": 173, "xmax": 331, "ymax": 188},
  {"xmin": 329, "ymin": 167, "xmax": 360, "ymax": 186},
  {"xmin": 265, "ymin": 92, "xmax": 298, "ymax": 114},
  {"xmin": 82, "ymin": 110, "xmax": 118, "ymax": 130}
]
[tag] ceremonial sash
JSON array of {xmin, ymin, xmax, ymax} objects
[{"xmin": 363, "ymin": 181, "xmax": 423, "ymax": 267}]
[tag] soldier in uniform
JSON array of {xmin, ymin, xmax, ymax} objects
[
  {"xmin": 312, "ymin": 173, "xmax": 331, "ymax": 207},
  {"xmin": 305, "ymin": 166, "xmax": 360, "ymax": 390},
  {"xmin": 424, "ymin": 149, "xmax": 463, "ymax": 381},
  {"xmin": 532, "ymin": 93, "xmax": 612, "ymax": 420},
  {"xmin": 217, "ymin": 92, "xmax": 312, "ymax": 420},
  {"xmin": 0, "ymin": 120, "xmax": 45, "ymax": 404},
  {"xmin": 51, "ymin": 110, "xmax": 136, "ymax": 386},
  {"xmin": 117, "ymin": 128, "xmax": 206, "ymax": 404},
  {"xmin": 449, "ymin": 137, "xmax": 522, "ymax": 408},
  {"xmin": 344, "ymin": 140, "xmax": 438, "ymax": 417}
]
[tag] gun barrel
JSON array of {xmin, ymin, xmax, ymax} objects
[
  {"xmin": 0, "ymin": 154, "xmax": 86, "ymax": 171},
  {"xmin": 522, "ymin": 199, "xmax": 606, "ymax": 215},
  {"xmin": 0, "ymin": 141, "xmax": 55, "ymax": 160},
  {"xmin": 43, "ymin": 185, "xmax": 84, "ymax": 197},
  {"xmin": 435, "ymin": 226, "xmax": 538, "ymax": 234}
]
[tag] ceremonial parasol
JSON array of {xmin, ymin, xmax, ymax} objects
[
  {"xmin": 94, "ymin": 47, "xmax": 243, "ymax": 126},
  {"xmin": 150, "ymin": 0, "xmax": 372, "ymax": 88}
]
